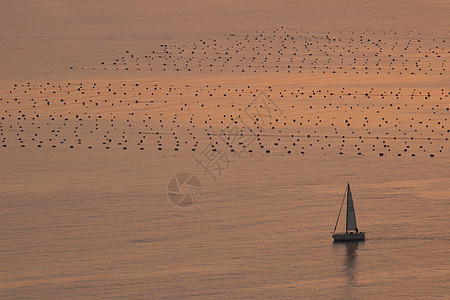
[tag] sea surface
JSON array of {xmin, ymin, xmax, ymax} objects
[
  {"xmin": 0, "ymin": 1, "xmax": 449, "ymax": 298},
  {"xmin": 1, "ymin": 150, "xmax": 449, "ymax": 298}
]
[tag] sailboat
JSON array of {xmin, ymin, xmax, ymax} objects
[{"xmin": 332, "ymin": 183, "xmax": 365, "ymax": 242}]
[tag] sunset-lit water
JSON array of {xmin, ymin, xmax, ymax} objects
[
  {"xmin": 1, "ymin": 1, "xmax": 449, "ymax": 298},
  {"xmin": 1, "ymin": 150, "xmax": 449, "ymax": 298}
]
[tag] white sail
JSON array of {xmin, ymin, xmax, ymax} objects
[{"xmin": 346, "ymin": 184, "xmax": 358, "ymax": 232}]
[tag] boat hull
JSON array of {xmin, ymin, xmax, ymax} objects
[{"xmin": 332, "ymin": 232, "xmax": 365, "ymax": 242}]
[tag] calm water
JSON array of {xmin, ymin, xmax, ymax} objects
[
  {"xmin": 1, "ymin": 0, "xmax": 449, "ymax": 298},
  {"xmin": 1, "ymin": 149, "xmax": 448, "ymax": 298}
]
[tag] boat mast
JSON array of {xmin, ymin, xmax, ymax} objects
[{"xmin": 333, "ymin": 186, "xmax": 347, "ymax": 234}]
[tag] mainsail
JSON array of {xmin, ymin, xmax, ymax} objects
[{"xmin": 346, "ymin": 183, "xmax": 358, "ymax": 232}]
